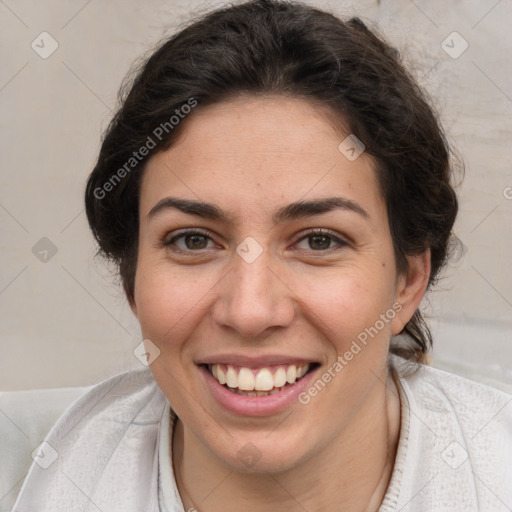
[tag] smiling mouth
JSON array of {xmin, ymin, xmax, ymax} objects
[{"xmin": 204, "ymin": 363, "xmax": 318, "ymax": 397}]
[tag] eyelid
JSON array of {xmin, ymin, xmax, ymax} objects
[
  {"xmin": 297, "ymin": 227, "xmax": 347, "ymax": 239},
  {"xmin": 162, "ymin": 228, "xmax": 219, "ymax": 250},
  {"xmin": 293, "ymin": 228, "xmax": 350, "ymax": 249},
  {"xmin": 162, "ymin": 227, "xmax": 350, "ymax": 253}
]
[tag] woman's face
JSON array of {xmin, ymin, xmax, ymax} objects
[{"xmin": 132, "ymin": 95, "xmax": 422, "ymax": 473}]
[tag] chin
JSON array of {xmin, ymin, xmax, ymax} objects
[{"xmin": 205, "ymin": 427, "xmax": 316, "ymax": 475}]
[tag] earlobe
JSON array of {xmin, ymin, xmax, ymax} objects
[{"xmin": 391, "ymin": 250, "xmax": 431, "ymax": 335}]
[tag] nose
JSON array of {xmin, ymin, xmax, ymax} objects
[{"xmin": 211, "ymin": 249, "xmax": 295, "ymax": 338}]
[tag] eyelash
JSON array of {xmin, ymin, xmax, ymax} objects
[
  {"xmin": 163, "ymin": 228, "xmax": 217, "ymax": 252},
  {"xmin": 163, "ymin": 228, "xmax": 349, "ymax": 254},
  {"xmin": 294, "ymin": 229, "xmax": 349, "ymax": 252}
]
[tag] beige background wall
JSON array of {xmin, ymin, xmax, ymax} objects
[{"xmin": 1, "ymin": 0, "xmax": 511, "ymax": 391}]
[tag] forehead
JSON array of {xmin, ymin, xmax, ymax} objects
[{"xmin": 139, "ymin": 95, "xmax": 385, "ymax": 222}]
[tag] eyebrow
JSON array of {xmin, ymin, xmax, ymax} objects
[{"xmin": 147, "ymin": 196, "xmax": 369, "ymax": 223}]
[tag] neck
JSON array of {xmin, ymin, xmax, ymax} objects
[{"xmin": 173, "ymin": 367, "xmax": 401, "ymax": 512}]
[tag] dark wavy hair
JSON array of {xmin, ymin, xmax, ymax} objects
[{"xmin": 85, "ymin": 0, "xmax": 458, "ymax": 363}]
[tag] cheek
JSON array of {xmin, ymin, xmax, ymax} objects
[
  {"xmin": 293, "ymin": 270, "xmax": 396, "ymax": 410},
  {"xmin": 132, "ymin": 261, "xmax": 218, "ymax": 408},
  {"xmin": 292, "ymin": 266, "xmax": 396, "ymax": 343},
  {"xmin": 133, "ymin": 259, "xmax": 220, "ymax": 347}
]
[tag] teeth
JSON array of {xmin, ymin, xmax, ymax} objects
[
  {"xmin": 217, "ymin": 366, "xmax": 226, "ymax": 385},
  {"xmin": 273, "ymin": 367, "xmax": 287, "ymax": 387},
  {"xmin": 254, "ymin": 368, "xmax": 274, "ymax": 391},
  {"xmin": 297, "ymin": 365, "xmax": 308, "ymax": 378},
  {"xmin": 209, "ymin": 363, "xmax": 311, "ymax": 392},
  {"xmin": 286, "ymin": 365, "xmax": 297, "ymax": 384},
  {"xmin": 226, "ymin": 366, "xmax": 238, "ymax": 388},
  {"xmin": 238, "ymin": 368, "xmax": 255, "ymax": 391}
]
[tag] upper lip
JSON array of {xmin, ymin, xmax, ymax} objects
[{"xmin": 196, "ymin": 354, "xmax": 319, "ymax": 368}]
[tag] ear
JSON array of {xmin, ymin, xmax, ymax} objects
[{"xmin": 391, "ymin": 250, "xmax": 431, "ymax": 335}]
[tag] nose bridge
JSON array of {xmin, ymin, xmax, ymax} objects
[
  {"xmin": 212, "ymin": 244, "xmax": 294, "ymax": 337},
  {"xmin": 235, "ymin": 251, "xmax": 274, "ymax": 303}
]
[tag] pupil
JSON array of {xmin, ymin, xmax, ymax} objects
[
  {"xmin": 310, "ymin": 235, "xmax": 330, "ymax": 250},
  {"xmin": 186, "ymin": 234, "xmax": 207, "ymax": 249}
]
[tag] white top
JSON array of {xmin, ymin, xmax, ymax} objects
[{"xmin": 11, "ymin": 358, "xmax": 512, "ymax": 511}]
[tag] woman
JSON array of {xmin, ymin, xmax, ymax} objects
[{"xmin": 13, "ymin": 1, "xmax": 512, "ymax": 511}]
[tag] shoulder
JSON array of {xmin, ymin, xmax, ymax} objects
[
  {"xmin": 397, "ymin": 358, "xmax": 512, "ymax": 439},
  {"xmin": 10, "ymin": 368, "xmax": 167, "ymax": 512},
  {"xmin": 390, "ymin": 357, "xmax": 512, "ymax": 511},
  {"xmin": 37, "ymin": 366, "xmax": 165, "ymax": 437}
]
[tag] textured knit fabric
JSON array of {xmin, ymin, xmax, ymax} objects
[{"xmin": 11, "ymin": 360, "xmax": 512, "ymax": 511}]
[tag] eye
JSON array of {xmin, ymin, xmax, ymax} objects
[
  {"xmin": 294, "ymin": 229, "xmax": 348, "ymax": 252},
  {"xmin": 163, "ymin": 229, "xmax": 217, "ymax": 252}
]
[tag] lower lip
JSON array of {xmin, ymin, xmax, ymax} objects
[{"xmin": 199, "ymin": 365, "xmax": 319, "ymax": 417}]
